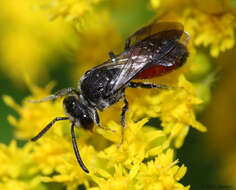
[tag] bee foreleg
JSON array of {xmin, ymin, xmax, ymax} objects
[
  {"xmin": 30, "ymin": 88, "xmax": 79, "ymax": 103},
  {"xmin": 118, "ymin": 91, "xmax": 129, "ymax": 148},
  {"xmin": 109, "ymin": 51, "xmax": 116, "ymax": 63},
  {"xmin": 31, "ymin": 117, "xmax": 69, "ymax": 141},
  {"xmin": 93, "ymin": 108, "xmax": 101, "ymax": 127},
  {"xmin": 125, "ymin": 39, "xmax": 130, "ymax": 50},
  {"xmin": 93, "ymin": 108, "xmax": 116, "ymax": 132}
]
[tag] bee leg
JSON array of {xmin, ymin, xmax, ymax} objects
[
  {"xmin": 117, "ymin": 92, "xmax": 129, "ymax": 148},
  {"xmin": 109, "ymin": 51, "xmax": 116, "ymax": 63},
  {"xmin": 71, "ymin": 122, "xmax": 89, "ymax": 173},
  {"xmin": 31, "ymin": 117, "xmax": 69, "ymax": 141},
  {"xmin": 125, "ymin": 39, "xmax": 130, "ymax": 50},
  {"xmin": 30, "ymin": 88, "xmax": 79, "ymax": 103},
  {"xmin": 94, "ymin": 108, "xmax": 116, "ymax": 132},
  {"xmin": 93, "ymin": 108, "xmax": 101, "ymax": 127},
  {"xmin": 128, "ymin": 82, "xmax": 169, "ymax": 89}
]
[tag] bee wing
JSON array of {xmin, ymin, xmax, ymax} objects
[
  {"xmin": 127, "ymin": 21, "xmax": 184, "ymax": 47},
  {"xmin": 106, "ymin": 49, "xmax": 171, "ymax": 96},
  {"xmin": 104, "ymin": 22, "xmax": 187, "ymax": 96},
  {"xmin": 89, "ymin": 59, "xmax": 124, "ymax": 71}
]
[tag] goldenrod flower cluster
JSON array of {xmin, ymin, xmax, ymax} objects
[
  {"xmin": 149, "ymin": 0, "xmax": 236, "ymax": 110},
  {"xmin": 0, "ymin": 0, "xmax": 74, "ymax": 85},
  {"xmin": 2, "ymin": 75, "xmax": 204, "ymax": 189},
  {"xmin": 1, "ymin": 0, "xmax": 236, "ymax": 189},
  {"xmin": 37, "ymin": 0, "xmax": 102, "ymax": 21},
  {"xmin": 150, "ymin": 0, "xmax": 236, "ymax": 57}
]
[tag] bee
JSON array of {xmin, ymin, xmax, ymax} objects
[{"xmin": 31, "ymin": 21, "xmax": 189, "ymax": 173}]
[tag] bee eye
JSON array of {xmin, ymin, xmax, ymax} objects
[
  {"xmin": 63, "ymin": 95, "xmax": 94, "ymax": 130},
  {"xmin": 80, "ymin": 114, "xmax": 94, "ymax": 130}
]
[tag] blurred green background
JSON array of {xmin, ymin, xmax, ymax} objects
[{"xmin": 0, "ymin": 0, "xmax": 236, "ymax": 189}]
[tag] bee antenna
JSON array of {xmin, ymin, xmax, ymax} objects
[
  {"xmin": 29, "ymin": 88, "xmax": 80, "ymax": 103},
  {"xmin": 71, "ymin": 122, "xmax": 89, "ymax": 173}
]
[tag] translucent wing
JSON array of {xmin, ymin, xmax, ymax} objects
[
  {"xmin": 104, "ymin": 22, "xmax": 187, "ymax": 96},
  {"xmin": 87, "ymin": 59, "xmax": 124, "ymax": 72},
  {"xmin": 127, "ymin": 21, "xmax": 184, "ymax": 48}
]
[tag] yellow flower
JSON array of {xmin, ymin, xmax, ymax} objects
[
  {"xmin": 150, "ymin": 0, "xmax": 236, "ymax": 57},
  {"xmin": 90, "ymin": 149, "xmax": 189, "ymax": 190},
  {"xmin": 0, "ymin": 0, "xmax": 72, "ymax": 85},
  {"xmin": 3, "ymin": 81, "xmax": 63, "ymax": 139},
  {"xmin": 159, "ymin": 75, "xmax": 206, "ymax": 147},
  {"xmin": 0, "ymin": 141, "xmax": 41, "ymax": 190},
  {"xmin": 0, "ymin": 1, "xmax": 216, "ymax": 189},
  {"xmin": 37, "ymin": 0, "xmax": 102, "ymax": 22},
  {"xmin": 74, "ymin": 11, "xmax": 123, "ymax": 80},
  {"xmin": 117, "ymin": 75, "xmax": 206, "ymax": 148},
  {"xmin": 91, "ymin": 119, "xmax": 190, "ymax": 190},
  {"xmin": 3, "ymin": 72, "xmax": 204, "ymax": 189}
]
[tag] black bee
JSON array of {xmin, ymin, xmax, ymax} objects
[{"xmin": 31, "ymin": 21, "xmax": 189, "ymax": 173}]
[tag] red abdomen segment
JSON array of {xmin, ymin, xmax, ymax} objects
[
  {"xmin": 135, "ymin": 64, "xmax": 179, "ymax": 79},
  {"xmin": 135, "ymin": 42, "xmax": 188, "ymax": 79}
]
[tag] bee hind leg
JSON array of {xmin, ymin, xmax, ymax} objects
[{"xmin": 128, "ymin": 82, "xmax": 170, "ymax": 89}]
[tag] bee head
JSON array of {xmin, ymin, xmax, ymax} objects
[{"xmin": 63, "ymin": 95, "xmax": 94, "ymax": 130}]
